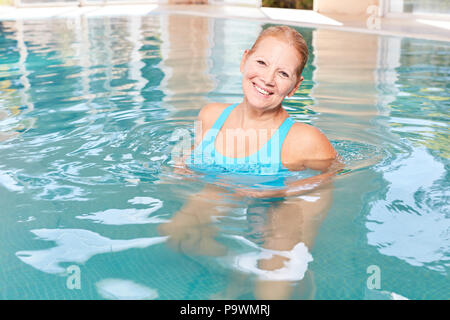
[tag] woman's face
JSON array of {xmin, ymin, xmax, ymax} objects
[{"xmin": 240, "ymin": 36, "xmax": 303, "ymax": 110}]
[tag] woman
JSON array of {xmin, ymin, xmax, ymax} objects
[
  {"xmin": 160, "ymin": 26, "xmax": 341, "ymax": 299},
  {"xmin": 178, "ymin": 25, "xmax": 339, "ymax": 197}
]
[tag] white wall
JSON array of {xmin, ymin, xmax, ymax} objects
[{"xmin": 314, "ymin": 0, "xmax": 379, "ymax": 15}]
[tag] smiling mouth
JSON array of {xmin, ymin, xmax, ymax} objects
[{"xmin": 253, "ymin": 82, "xmax": 273, "ymax": 96}]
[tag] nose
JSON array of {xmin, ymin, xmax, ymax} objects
[{"xmin": 262, "ymin": 67, "xmax": 276, "ymax": 86}]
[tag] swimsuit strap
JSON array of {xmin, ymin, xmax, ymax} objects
[
  {"xmin": 260, "ymin": 116, "xmax": 295, "ymax": 166},
  {"xmin": 194, "ymin": 103, "xmax": 238, "ymax": 163},
  {"xmin": 276, "ymin": 117, "xmax": 295, "ymax": 146},
  {"xmin": 210, "ymin": 103, "xmax": 239, "ymax": 131}
]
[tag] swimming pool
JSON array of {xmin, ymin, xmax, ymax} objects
[{"xmin": 0, "ymin": 13, "xmax": 448, "ymax": 300}]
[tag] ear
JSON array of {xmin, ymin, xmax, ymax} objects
[
  {"xmin": 240, "ymin": 49, "xmax": 249, "ymax": 73},
  {"xmin": 287, "ymin": 76, "xmax": 303, "ymax": 97}
]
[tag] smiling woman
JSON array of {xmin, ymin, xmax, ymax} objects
[
  {"xmin": 159, "ymin": 25, "xmax": 341, "ymax": 300},
  {"xmin": 179, "ymin": 25, "xmax": 339, "ymax": 187},
  {"xmin": 240, "ymin": 32, "xmax": 305, "ymax": 110}
]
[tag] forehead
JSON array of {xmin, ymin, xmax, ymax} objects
[{"xmin": 251, "ymin": 36, "xmax": 301, "ymax": 68}]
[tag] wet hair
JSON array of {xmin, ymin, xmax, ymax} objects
[{"xmin": 248, "ymin": 25, "xmax": 309, "ymax": 79}]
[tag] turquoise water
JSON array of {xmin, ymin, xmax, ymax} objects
[{"xmin": 0, "ymin": 15, "xmax": 448, "ymax": 300}]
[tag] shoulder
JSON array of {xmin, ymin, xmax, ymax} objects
[
  {"xmin": 284, "ymin": 122, "xmax": 337, "ymax": 161},
  {"xmin": 197, "ymin": 102, "xmax": 231, "ymax": 130},
  {"xmin": 194, "ymin": 102, "xmax": 231, "ymax": 141},
  {"xmin": 198, "ymin": 102, "xmax": 229, "ymax": 120}
]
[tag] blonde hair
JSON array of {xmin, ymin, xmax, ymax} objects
[{"xmin": 248, "ymin": 25, "xmax": 309, "ymax": 78}]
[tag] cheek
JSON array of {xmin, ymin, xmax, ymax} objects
[
  {"xmin": 277, "ymin": 80, "xmax": 294, "ymax": 95},
  {"xmin": 287, "ymin": 83, "xmax": 296, "ymax": 94},
  {"xmin": 285, "ymin": 76, "xmax": 301, "ymax": 92},
  {"xmin": 243, "ymin": 66, "xmax": 258, "ymax": 79}
]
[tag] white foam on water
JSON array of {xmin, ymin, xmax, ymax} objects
[
  {"xmin": 77, "ymin": 197, "xmax": 165, "ymax": 225},
  {"xmin": 128, "ymin": 196, "xmax": 162, "ymax": 206},
  {"xmin": 96, "ymin": 278, "xmax": 159, "ymax": 300},
  {"xmin": 16, "ymin": 228, "xmax": 168, "ymax": 274},
  {"xmin": 225, "ymin": 235, "xmax": 313, "ymax": 281},
  {"xmin": 0, "ymin": 170, "xmax": 23, "ymax": 192}
]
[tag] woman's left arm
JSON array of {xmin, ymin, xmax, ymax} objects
[
  {"xmin": 234, "ymin": 159, "xmax": 343, "ymax": 199},
  {"xmin": 234, "ymin": 124, "xmax": 343, "ymax": 199}
]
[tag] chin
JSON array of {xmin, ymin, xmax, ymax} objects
[
  {"xmin": 244, "ymin": 96, "xmax": 267, "ymax": 109},
  {"xmin": 243, "ymin": 85, "xmax": 274, "ymax": 108}
]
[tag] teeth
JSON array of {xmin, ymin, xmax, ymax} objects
[{"xmin": 254, "ymin": 84, "xmax": 270, "ymax": 95}]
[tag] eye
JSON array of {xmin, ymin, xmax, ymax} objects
[
  {"xmin": 280, "ymin": 71, "xmax": 289, "ymax": 78},
  {"xmin": 256, "ymin": 60, "xmax": 266, "ymax": 65}
]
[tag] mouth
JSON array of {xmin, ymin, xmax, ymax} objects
[{"xmin": 252, "ymin": 82, "xmax": 273, "ymax": 96}]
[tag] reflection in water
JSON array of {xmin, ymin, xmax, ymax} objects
[
  {"xmin": 159, "ymin": 14, "xmax": 214, "ymax": 112},
  {"xmin": 36, "ymin": 182, "xmax": 88, "ymax": 201},
  {"xmin": 0, "ymin": 13, "xmax": 448, "ymax": 299},
  {"xmin": 311, "ymin": 29, "xmax": 380, "ymax": 144},
  {"xmin": 368, "ymin": 147, "xmax": 449, "ymax": 273},
  {"xmin": 368, "ymin": 37, "xmax": 449, "ymax": 277},
  {"xmin": 0, "ymin": 20, "xmax": 35, "ymax": 142}
]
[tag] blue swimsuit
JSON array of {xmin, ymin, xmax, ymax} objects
[{"xmin": 186, "ymin": 103, "xmax": 297, "ymax": 189}]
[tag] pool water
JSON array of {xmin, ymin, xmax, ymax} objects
[{"xmin": 0, "ymin": 14, "xmax": 448, "ymax": 300}]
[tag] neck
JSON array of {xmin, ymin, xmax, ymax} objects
[{"xmin": 238, "ymin": 99, "xmax": 286, "ymax": 128}]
